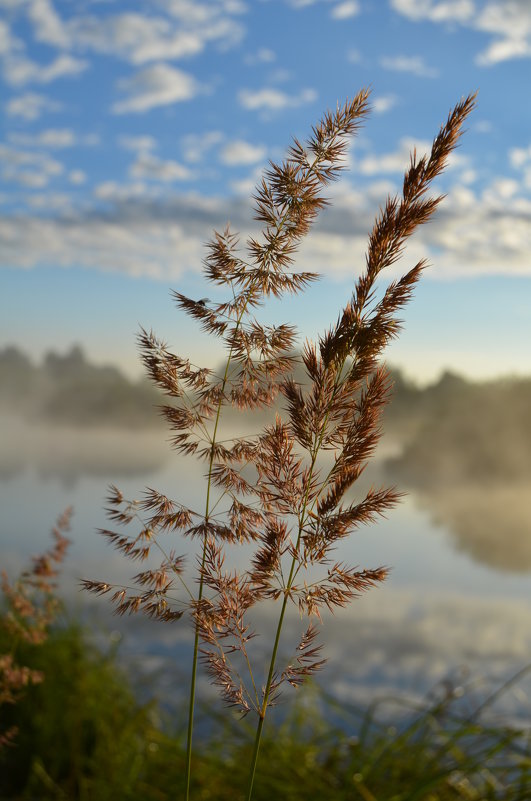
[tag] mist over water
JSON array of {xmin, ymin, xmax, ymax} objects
[{"xmin": 1, "ymin": 345, "xmax": 530, "ymax": 716}]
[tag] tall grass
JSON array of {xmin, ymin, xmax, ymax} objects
[
  {"xmin": 0, "ymin": 509, "xmax": 71, "ymax": 751},
  {"xmin": 82, "ymin": 89, "xmax": 478, "ymax": 799},
  {"xmin": 1, "ymin": 619, "xmax": 530, "ymax": 799}
]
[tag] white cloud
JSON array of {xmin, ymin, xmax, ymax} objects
[
  {"xmin": 0, "ymin": 19, "xmax": 24, "ymax": 58},
  {"xmin": 477, "ymin": 36, "xmax": 531, "ymax": 65},
  {"xmin": 4, "ymin": 53, "xmax": 88, "ymax": 86},
  {"xmin": 459, "ymin": 168, "xmax": 477, "ymax": 185},
  {"xmin": 426, "ymin": 187, "xmax": 531, "ymax": 277},
  {"xmin": 476, "ymin": 1, "xmax": 531, "ymax": 42},
  {"xmin": 0, "ymin": 194, "xmax": 218, "ymax": 278},
  {"xmin": 509, "ymin": 143, "xmax": 531, "ymax": 188},
  {"xmin": 304, "ymin": 180, "xmax": 531, "ymax": 280},
  {"xmin": 181, "ymin": 130, "xmax": 224, "ymax": 163},
  {"xmin": 475, "ymin": 1, "xmax": 531, "ymax": 65},
  {"xmin": 510, "ymin": 144, "xmax": 531, "ymax": 169},
  {"xmin": 372, "ymin": 95, "xmax": 398, "ymax": 114},
  {"xmin": 9, "ymin": 129, "xmax": 76, "ymax": 148},
  {"xmin": 5, "ymin": 92, "xmax": 61, "ymax": 120},
  {"xmin": 220, "ymin": 139, "xmax": 266, "ymax": 166},
  {"xmin": 118, "ymin": 134, "xmax": 195, "ymax": 182},
  {"xmin": 67, "ymin": 4, "xmax": 244, "ymax": 65},
  {"xmin": 392, "ymin": 0, "xmax": 531, "ymax": 67},
  {"xmin": 390, "ymin": 0, "xmax": 475, "ymax": 23},
  {"xmin": 112, "ymin": 63, "xmax": 200, "ymax": 114},
  {"xmin": 12, "ymin": 172, "xmax": 50, "ymax": 189},
  {"xmin": 119, "ymin": 135, "xmax": 158, "ymax": 153},
  {"xmin": 286, "ymin": 0, "xmax": 361, "ymax": 16},
  {"xmin": 163, "ymin": 0, "xmax": 247, "ymax": 24},
  {"xmin": 69, "ymin": 169, "xmax": 86, "ymax": 185},
  {"xmin": 0, "ymin": 19, "xmax": 24, "ymax": 56},
  {"xmin": 27, "ymin": 0, "xmax": 70, "ymax": 48},
  {"xmin": 238, "ymin": 86, "xmax": 317, "ymax": 111},
  {"xmin": 287, "ymin": 0, "xmax": 321, "ymax": 7},
  {"xmin": 331, "ymin": 1, "xmax": 360, "ymax": 20},
  {"xmin": 244, "ymin": 47, "xmax": 276, "ymax": 65},
  {"xmin": 27, "ymin": 192, "xmax": 71, "ymax": 211},
  {"xmin": 474, "ymin": 119, "xmax": 493, "ymax": 134},
  {"xmin": 230, "ymin": 165, "xmax": 264, "ymax": 196},
  {"xmin": 0, "ymin": 0, "xmax": 246, "ymax": 123},
  {"xmin": 93, "ymin": 181, "xmax": 155, "ymax": 202},
  {"xmin": 0, "ymin": 21, "xmax": 10, "ymax": 56},
  {"xmin": 129, "ymin": 152, "xmax": 193, "ymax": 182},
  {"xmin": 0, "ymin": 144, "xmax": 62, "ymax": 173},
  {"xmin": 355, "ymin": 137, "xmax": 433, "ymax": 175},
  {"xmin": 70, "ymin": 13, "xmax": 203, "ymax": 64},
  {"xmin": 482, "ymin": 177, "xmax": 519, "ymax": 201},
  {"xmin": 0, "ymin": 142, "xmax": 63, "ymax": 188},
  {"xmin": 346, "ymin": 47, "xmax": 362, "ymax": 62},
  {"xmin": 1, "ymin": 168, "xmax": 531, "ymax": 279},
  {"xmin": 380, "ymin": 54, "xmax": 439, "ymax": 77},
  {"xmin": 1, "ymin": 0, "xmax": 246, "ymax": 71},
  {"xmin": 267, "ymin": 67, "xmax": 292, "ymax": 84}
]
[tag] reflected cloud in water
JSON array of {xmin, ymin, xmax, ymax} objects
[
  {"xmin": 386, "ymin": 371, "xmax": 531, "ymax": 574},
  {"xmin": 412, "ymin": 483, "xmax": 531, "ymax": 573},
  {"xmin": 2, "ymin": 351, "xmax": 530, "ymax": 718},
  {"xmin": 80, "ymin": 588, "xmax": 531, "ymax": 724}
]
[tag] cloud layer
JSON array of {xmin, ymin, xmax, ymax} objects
[
  {"xmin": 112, "ymin": 64, "xmax": 201, "ymax": 114},
  {"xmin": 1, "ymin": 0, "xmax": 530, "ymax": 282},
  {"xmin": 391, "ymin": 0, "xmax": 531, "ymax": 66},
  {"xmin": 2, "ymin": 171, "xmax": 530, "ymax": 279}
]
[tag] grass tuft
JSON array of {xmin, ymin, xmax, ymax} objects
[{"xmin": 1, "ymin": 621, "xmax": 529, "ymax": 800}]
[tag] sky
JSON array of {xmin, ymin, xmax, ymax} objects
[{"xmin": 1, "ymin": 0, "xmax": 530, "ymax": 383}]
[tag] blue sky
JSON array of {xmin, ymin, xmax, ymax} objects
[{"xmin": 1, "ymin": 0, "xmax": 530, "ymax": 382}]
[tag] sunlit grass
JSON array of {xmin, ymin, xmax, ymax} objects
[{"xmin": 1, "ymin": 621, "xmax": 529, "ymax": 800}]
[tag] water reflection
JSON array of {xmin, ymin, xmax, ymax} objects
[
  {"xmin": 2, "ymin": 349, "xmax": 531, "ymax": 724},
  {"xmin": 0, "ymin": 417, "xmax": 170, "ymax": 487},
  {"xmin": 2, "ymin": 408, "xmax": 531, "ymax": 577},
  {"xmin": 82, "ymin": 589, "xmax": 531, "ymax": 724},
  {"xmin": 385, "ymin": 371, "xmax": 531, "ymax": 574},
  {"xmin": 407, "ymin": 483, "xmax": 531, "ymax": 572},
  {"xmin": 3, "ymin": 347, "xmax": 531, "ymax": 576},
  {"xmin": 1, "ymin": 420, "xmax": 529, "ymax": 721}
]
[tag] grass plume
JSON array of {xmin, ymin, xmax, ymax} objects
[
  {"xmin": 83, "ymin": 89, "xmax": 477, "ymax": 799},
  {"xmin": 1, "ymin": 509, "xmax": 71, "ymax": 750}
]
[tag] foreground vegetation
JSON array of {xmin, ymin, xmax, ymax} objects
[
  {"xmin": 81, "ymin": 89, "xmax": 481, "ymax": 801},
  {"xmin": 1, "ymin": 620, "xmax": 530, "ymax": 801},
  {"xmin": 4, "ymin": 92, "xmax": 530, "ymax": 801}
]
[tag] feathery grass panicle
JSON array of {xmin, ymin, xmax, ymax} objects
[
  {"xmin": 83, "ymin": 90, "xmax": 476, "ymax": 800},
  {"xmin": 1, "ymin": 509, "xmax": 71, "ymax": 750}
]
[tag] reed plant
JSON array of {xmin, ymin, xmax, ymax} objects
[{"xmin": 83, "ymin": 89, "xmax": 477, "ymax": 800}]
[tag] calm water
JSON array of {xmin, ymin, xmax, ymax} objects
[{"xmin": 1, "ymin": 418, "xmax": 530, "ymax": 723}]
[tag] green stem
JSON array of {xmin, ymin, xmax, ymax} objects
[
  {"xmin": 245, "ymin": 355, "xmax": 353, "ymax": 800},
  {"xmin": 183, "ymin": 301, "xmax": 250, "ymax": 801},
  {"xmin": 190, "ymin": 131, "xmax": 348, "ymax": 798},
  {"xmin": 246, "ymin": 592, "xmax": 289, "ymax": 801},
  {"xmin": 184, "ymin": 549, "xmax": 206, "ymax": 801}
]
